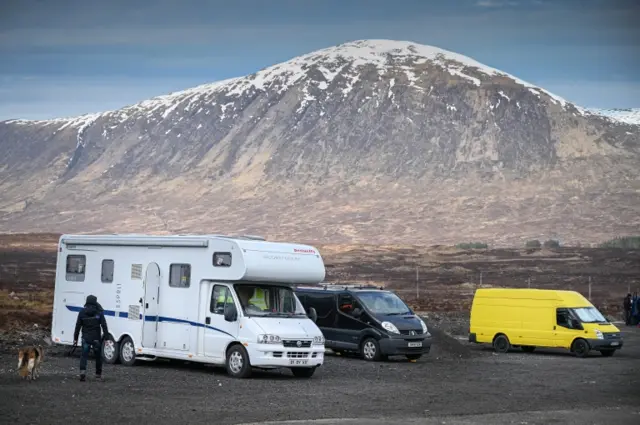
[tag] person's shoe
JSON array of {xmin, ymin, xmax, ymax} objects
[
  {"xmin": 95, "ymin": 374, "xmax": 103, "ymax": 381},
  {"xmin": 80, "ymin": 373, "xmax": 86, "ymax": 382}
]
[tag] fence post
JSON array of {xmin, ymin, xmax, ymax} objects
[
  {"xmin": 588, "ymin": 276, "xmax": 592, "ymax": 301},
  {"xmin": 416, "ymin": 266, "xmax": 419, "ymax": 300}
]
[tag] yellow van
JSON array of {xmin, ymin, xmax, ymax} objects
[{"xmin": 469, "ymin": 288, "xmax": 623, "ymax": 357}]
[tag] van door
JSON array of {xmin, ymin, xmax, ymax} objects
[
  {"xmin": 204, "ymin": 283, "xmax": 239, "ymax": 359},
  {"xmin": 142, "ymin": 262, "xmax": 161, "ymax": 348},
  {"xmin": 553, "ymin": 308, "xmax": 580, "ymax": 349}
]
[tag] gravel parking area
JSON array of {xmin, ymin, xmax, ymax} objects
[{"xmin": 1, "ymin": 326, "xmax": 639, "ymax": 425}]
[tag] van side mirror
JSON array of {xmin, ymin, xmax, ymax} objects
[
  {"xmin": 352, "ymin": 308, "xmax": 363, "ymax": 318},
  {"xmin": 224, "ymin": 304, "xmax": 237, "ymax": 322},
  {"xmin": 308, "ymin": 307, "xmax": 318, "ymax": 323},
  {"xmin": 570, "ymin": 318, "xmax": 582, "ymax": 330}
]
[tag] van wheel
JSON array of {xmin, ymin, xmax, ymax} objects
[
  {"xmin": 361, "ymin": 337, "xmax": 382, "ymax": 361},
  {"xmin": 119, "ymin": 336, "xmax": 136, "ymax": 366},
  {"xmin": 291, "ymin": 367, "xmax": 316, "ymax": 378},
  {"xmin": 571, "ymin": 338, "xmax": 590, "ymax": 358},
  {"xmin": 226, "ymin": 344, "xmax": 252, "ymax": 378},
  {"xmin": 599, "ymin": 349, "xmax": 615, "ymax": 357},
  {"xmin": 521, "ymin": 346, "xmax": 535, "ymax": 353},
  {"xmin": 492, "ymin": 334, "xmax": 510, "ymax": 353},
  {"xmin": 102, "ymin": 334, "xmax": 120, "ymax": 364}
]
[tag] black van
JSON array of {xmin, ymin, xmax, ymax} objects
[{"xmin": 295, "ymin": 284, "xmax": 432, "ymax": 361}]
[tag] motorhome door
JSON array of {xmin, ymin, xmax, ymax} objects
[{"xmin": 142, "ymin": 262, "xmax": 161, "ymax": 348}]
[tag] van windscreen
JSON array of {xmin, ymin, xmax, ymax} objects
[
  {"xmin": 571, "ymin": 307, "xmax": 608, "ymax": 323},
  {"xmin": 355, "ymin": 291, "xmax": 411, "ymax": 315}
]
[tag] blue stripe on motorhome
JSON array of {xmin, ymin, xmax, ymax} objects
[{"xmin": 65, "ymin": 305, "xmax": 233, "ymax": 337}]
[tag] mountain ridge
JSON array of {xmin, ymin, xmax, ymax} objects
[{"xmin": 0, "ymin": 39, "xmax": 639, "ymax": 246}]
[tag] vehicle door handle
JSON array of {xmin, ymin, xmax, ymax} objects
[
  {"xmin": 205, "ymin": 317, "xmax": 211, "ymax": 324},
  {"xmin": 553, "ymin": 326, "xmax": 556, "ymax": 330},
  {"xmin": 146, "ymin": 303, "xmax": 149, "ymax": 308}
]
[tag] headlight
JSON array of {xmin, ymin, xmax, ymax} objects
[
  {"xmin": 594, "ymin": 329, "xmax": 603, "ymax": 340},
  {"xmin": 418, "ymin": 318, "xmax": 428, "ymax": 334},
  {"xmin": 381, "ymin": 321, "xmax": 400, "ymax": 334},
  {"xmin": 257, "ymin": 334, "xmax": 281, "ymax": 344},
  {"xmin": 313, "ymin": 335, "xmax": 325, "ymax": 345}
]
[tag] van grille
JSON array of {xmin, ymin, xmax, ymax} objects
[
  {"xmin": 282, "ymin": 339, "xmax": 312, "ymax": 348},
  {"xmin": 400, "ymin": 329, "xmax": 423, "ymax": 336},
  {"xmin": 286, "ymin": 352, "xmax": 309, "ymax": 358},
  {"xmin": 604, "ymin": 333, "xmax": 620, "ymax": 339}
]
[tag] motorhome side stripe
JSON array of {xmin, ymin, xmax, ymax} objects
[{"xmin": 65, "ymin": 305, "xmax": 233, "ymax": 337}]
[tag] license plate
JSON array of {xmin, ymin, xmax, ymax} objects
[
  {"xmin": 611, "ymin": 342, "xmax": 619, "ymax": 346},
  {"xmin": 289, "ymin": 359, "xmax": 309, "ymax": 365},
  {"xmin": 408, "ymin": 342, "xmax": 422, "ymax": 348}
]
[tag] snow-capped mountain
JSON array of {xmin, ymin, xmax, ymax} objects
[
  {"xmin": 586, "ymin": 108, "xmax": 640, "ymax": 126},
  {"xmin": 0, "ymin": 39, "xmax": 638, "ymax": 246}
]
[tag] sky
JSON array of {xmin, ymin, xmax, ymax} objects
[{"xmin": 1, "ymin": 0, "xmax": 639, "ymax": 120}]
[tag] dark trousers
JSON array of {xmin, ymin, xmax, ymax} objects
[
  {"xmin": 80, "ymin": 339, "xmax": 103, "ymax": 375},
  {"xmin": 624, "ymin": 310, "xmax": 632, "ymax": 325}
]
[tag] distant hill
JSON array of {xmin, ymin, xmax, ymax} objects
[{"xmin": 1, "ymin": 39, "xmax": 639, "ymax": 246}]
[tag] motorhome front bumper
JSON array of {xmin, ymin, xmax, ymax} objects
[
  {"xmin": 379, "ymin": 333, "xmax": 432, "ymax": 356},
  {"xmin": 247, "ymin": 344, "xmax": 325, "ymax": 368}
]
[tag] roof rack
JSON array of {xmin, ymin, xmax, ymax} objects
[
  {"xmin": 216, "ymin": 234, "xmax": 267, "ymax": 241},
  {"xmin": 320, "ymin": 283, "xmax": 385, "ymax": 291}
]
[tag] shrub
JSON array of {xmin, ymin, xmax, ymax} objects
[
  {"xmin": 543, "ymin": 239, "xmax": 560, "ymax": 248},
  {"xmin": 456, "ymin": 242, "xmax": 488, "ymax": 250},
  {"xmin": 599, "ymin": 236, "xmax": 640, "ymax": 249},
  {"xmin": 525, "ymin": 240, "xmax": 541, "ymax": 248}
]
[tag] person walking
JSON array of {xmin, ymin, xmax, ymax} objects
[
  {"xmin": 623, "ymin": 293, "xmax": 632, "ymax": 326},
  {"xmin": 73, "ymin": 294, "xmax": 110, "ymax": 381}
]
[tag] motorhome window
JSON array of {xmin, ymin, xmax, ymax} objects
[
  {"xmin": 169, "ymin": 264, "xmax": 191, "ymax": 288},
  {"xmin": 234, "ymin": 284, "xmax": 306, "ymax": 317},
  {"xmin": 213, "ymin": 252, "xmax": 232, "ymax": 267},
  {"xmin": 66, "ymin": 255, "xmax": 86, "ymax": 282},
  {"xmin": 210, "ymin": 285, "xmax": 234, "ymax": 314},
  {"xmin": 356, "ymin": 291, "xmax": 411, "ymax": 315},
  {"xmin": 101, "ymin": 259, "xmax": 114, "ymax": 283}
]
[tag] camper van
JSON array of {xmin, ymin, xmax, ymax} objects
[
  {"xmin": 469, "ymin": 288, "xmax": 623, "ymax": 357},
  {"xmin": 295, "ymin": 284, "xmax": 432, "ymax": 361},
  {"xmin": 51, "ymin": 234, "xmax": 327, "ymax": 378}
]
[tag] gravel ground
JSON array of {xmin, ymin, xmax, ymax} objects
[{"xmin": 1, "ymin": 325, "xmax": 639, "ymax": 425}]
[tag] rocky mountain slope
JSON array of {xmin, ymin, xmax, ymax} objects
[
  {"xmin": 0, "ymin": 39, "xmax": 639, "ymax": 246},
  {"xmin": 587, "ymin": 108, "xmax": 640, "ymax": 126}
]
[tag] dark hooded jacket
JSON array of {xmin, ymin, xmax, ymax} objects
[{"xmin": 74, "ymin": 295, "xmax": 109, "ymax": 343}]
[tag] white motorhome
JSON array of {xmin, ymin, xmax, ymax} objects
[{"xmin": 51, "ymin": 233, "xmax": 327, "ymax": 378}]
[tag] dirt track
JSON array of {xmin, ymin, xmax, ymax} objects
[{"xmin": 1, "ymin": 326, "xmax": 639, "ymax": 424}]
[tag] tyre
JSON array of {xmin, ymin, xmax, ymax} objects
[
  {"xmin": 492, "ymin": 334, "xmax": 511, "ymax": 353},
  {"xmin": 291, "ymin": 367, "xmax": 316, "ymax": 378},
  {"xmin": 119, "ymin": 336, "xmax": 136, "ymax": 366},
  {"xmin": 521, "ymin": 346, "xmax": 536, "ymax": 353},
  {"xmin": 571, "ymin": 338, "xmax": 590, "ymax": 358},
  {"xmin": 225, "ymin": 344, "xmax": 252, "ymax": 378},
  {"xmin": 406, "ymin": 354, "xmax": 422, "ymax": 361},
  {"xmin": 599, "ymin": 349, "xmax": 615, "ymax": 357},
  {"xmin": 102, "ymin": 333, "xmax": 120, "ymax": 364},
  {"xmin": 361, "ymin": 337, "xmax": 382, "ymax": 361}
]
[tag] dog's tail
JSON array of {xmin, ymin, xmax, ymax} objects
[{"xmin": 17, "ymin": 349, "xmax": 29, "ymax": 377}]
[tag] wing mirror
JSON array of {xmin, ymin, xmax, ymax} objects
[
  {"xmin": 308, "ymin": 307, "xmax": 318, "ymax": 323},
  {"xmin": 224, "ymin": 304, "xmax": 237, "ymax": 322}
]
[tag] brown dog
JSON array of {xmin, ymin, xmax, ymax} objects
[{"xmin": 17, "ymin": 346, "xmax": 44, "ymax": 381}]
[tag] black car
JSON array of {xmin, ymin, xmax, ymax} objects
[{"xmin": 295, "ymin": 284, "xmax": 432, "ymax": 361}]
